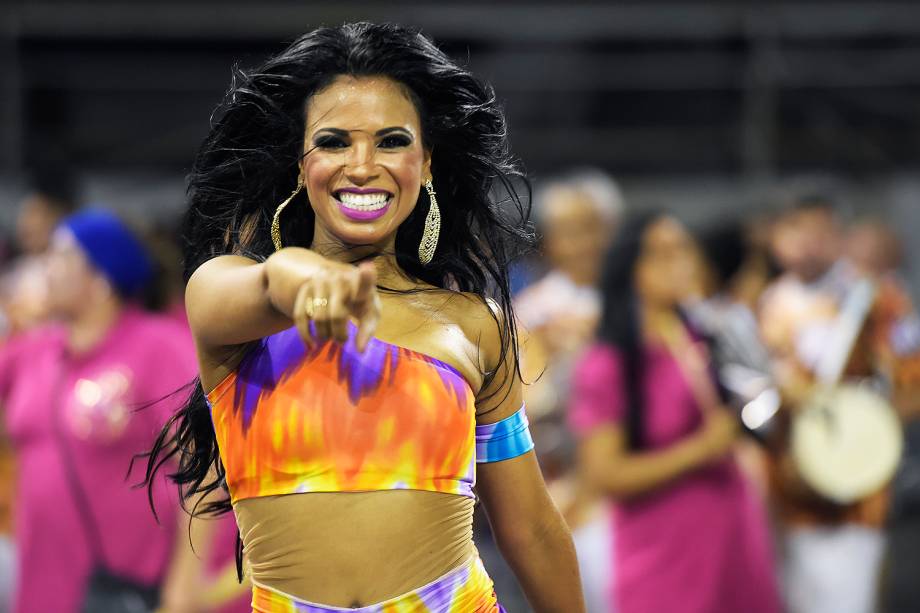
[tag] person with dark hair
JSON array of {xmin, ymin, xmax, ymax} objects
[
  {"xmin": 0, "ymin": 209, "xmax": 207, "ymax": 613},
  {"xmin": 141, "ymin": 22, "xmax": 582, "ymax": 613},
  {"xmin": 568, "ymin": 212, "xmax": 781, "ymax": 613},
  {"xmin": 685, "ymin": 220, "xmax": 777, "ymax": 425},
  {"xmin": 0, "ymin": 164, "xmax": 82, "ymax": 612},
  {"xmin": 16, "ymin": 162, "xmax": 79, "ymax": 257},
  {"xmin": 0, "ymin": 163, "xmax": 80, "ymax": 337},
  {"xmin": 696, "ymin": 221, "xmax": 748, "ymax": 293}
]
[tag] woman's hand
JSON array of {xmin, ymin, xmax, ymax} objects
[
  {"xmin": 691, "ymin": 407, "xmax": 740, "ymax": 465},
  {"xmin": 291, "ymin": 260, "xmax": 381, "ymax": 351}
]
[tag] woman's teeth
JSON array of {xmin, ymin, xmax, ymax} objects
[{"xmin": 336, "ymin": 192, "xmax": 390, "ymax": 210}]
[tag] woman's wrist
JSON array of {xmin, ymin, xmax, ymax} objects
[
  {"xmin": 264, "ymin": 247, "xmax": 328, "ymax": 317},
  {"xmin": 676, "ymin": 432, "xmax": 713, "ymax": 472}
]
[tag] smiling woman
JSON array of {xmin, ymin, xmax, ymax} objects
[
  {"xmin": 300, "ymin": 76, "xmax": 431, "ymax": 247},
  {"xmin": 139, "ymin": 22, "xmax": 584, "ymax": 613}
]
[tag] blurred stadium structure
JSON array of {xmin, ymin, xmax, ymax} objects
[{"xmin": 0, "ymin": 0, "xmax": 918, "ymax": 282}]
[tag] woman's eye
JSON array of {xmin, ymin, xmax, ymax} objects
[
  {"xmin": 314, "ymin": 135, "xmax": 348, "ymax": 149},
  {"xmin": 378, "ymin": 134, "xmax": 412, "ymax": 149}
]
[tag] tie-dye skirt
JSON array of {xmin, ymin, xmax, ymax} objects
[{"xmin": 250, "ymin": 556, "xmax": 505, "ymax": 613}]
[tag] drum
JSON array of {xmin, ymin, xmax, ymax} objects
[{"xmin": 792, "ymin": 383, "xmax": 903, "ymax": 504}]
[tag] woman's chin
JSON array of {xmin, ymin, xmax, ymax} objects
[
  {"xmin": 314, "ymin": 204, "xmax": 410, "ymax": 249},
  {"xmin": 325, "ymin": 221, "xmax": 394, "ymax": 247}
]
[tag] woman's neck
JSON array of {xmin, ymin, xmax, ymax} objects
[
  {"xmin": 640, "ymin": 302, "xmax": 681, "ymax": 345},
  {"xmin": 310, "ymin": 234, "xmax": 419, "ymax": 291},
  {"xmin": 67, "ymin": 296, "xmax": 123, "ymax": 356}
]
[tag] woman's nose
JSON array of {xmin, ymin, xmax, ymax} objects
[{"xmin": 343, "ymin": 138, "xmax": 377, "ymax": 182}]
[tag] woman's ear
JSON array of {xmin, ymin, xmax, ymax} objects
[{"xmin": 422, "ymin": 147, "xmax": 433, "ymax": 181}]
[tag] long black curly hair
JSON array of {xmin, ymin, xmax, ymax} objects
[{"xmin": 138, "ymin": 22, "xmax": 532, "ymax": 539}]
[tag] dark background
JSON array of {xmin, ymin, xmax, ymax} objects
[
  {"xmin": 1, "ymin": 1, "xmax": 918, "ymax": 274},
  {"xmin": 5, "ymin": 1, "xmax": 920, "ymax": 175}
]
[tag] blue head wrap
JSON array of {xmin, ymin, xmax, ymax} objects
[{"xmin": 59, "ymin": 209, "xmax": 154, "ymax": 297}]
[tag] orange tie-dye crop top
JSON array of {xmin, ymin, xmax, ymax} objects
[{"xmin": 206, "ymin": 324, "xmax": 477, "ymax": 504}]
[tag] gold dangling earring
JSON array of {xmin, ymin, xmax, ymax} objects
[
  {"xmin": 419, "ymin": 179, "xmax": 441, "ymax": 265},
  {"xmin": 270, "ymin": 172, "xmax": 304, "ymax": 251}
]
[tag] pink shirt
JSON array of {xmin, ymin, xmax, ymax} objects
[
  {"xmin": 0, "ymin": 308, "xmax": 195, "ymax": 613},
  {"xmin": 568, "ymin": 343, "xmax": 782, "ymax": 613}
]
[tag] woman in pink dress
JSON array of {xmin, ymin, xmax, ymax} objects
[
  {"xmin": 568, "ymin": 211, "xmax": 782, "ymax": 613},
  {"xmin": 0, "ymin": 209, "xmax": 246, "ymax": 613}
]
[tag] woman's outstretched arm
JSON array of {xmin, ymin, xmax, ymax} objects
[
  {"xmin": 186, "ymin": 249, "xmax": 326, "ymax": 349},
  {"xmin": 185, "ymin": 249, "xmax": 379, "ymax": 387}
]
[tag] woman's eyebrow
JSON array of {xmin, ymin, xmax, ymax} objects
[
  {"xmin": 313, "ymin": 128, "xmax": 349, "ymax": 138},
  {"xmin": 313, "ymin": 127, "xmax": 414, "ymax": 138},
  {"xmin": 375, "ymin": 127, "xmax": 413, "ymax": 137}
]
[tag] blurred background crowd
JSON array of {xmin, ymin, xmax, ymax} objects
[{"xmin": 2, "ymin": 1, "xmax": 920, "ymax": 612}]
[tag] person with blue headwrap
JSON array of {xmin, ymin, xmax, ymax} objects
[
  {"xmin": 0, "ymin": 209, "xmax": 246, "ymax": 613},
  {"xmin": 58, "ymin": 209, "xmax": 155, "ymax": 299}
]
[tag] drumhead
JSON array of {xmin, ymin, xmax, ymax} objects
[{"xmin": 792, "ymin": 384, "xmax": 903, "ymax": 504}]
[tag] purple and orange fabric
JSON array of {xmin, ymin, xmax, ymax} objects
[{"xmin": 208, "ymin": 325, "xmax": 478, "ymax": 502}]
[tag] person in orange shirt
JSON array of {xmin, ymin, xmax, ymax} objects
[{"xmin": 759, "ymin": 196, "xmax": 920, "ymax": 613}]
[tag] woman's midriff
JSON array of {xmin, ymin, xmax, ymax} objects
[{"xmin": 234, "ymin": 490, "xmax": 476, "ymax": 607}]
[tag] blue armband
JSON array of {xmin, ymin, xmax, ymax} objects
[{"xmin": 475, "ymin": 405, "xmax": 535, "ymax": 463}]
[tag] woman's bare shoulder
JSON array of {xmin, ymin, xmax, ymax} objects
[{"xmin": 431, "ymin": 291, "xmax": 505, "ymax": 368}]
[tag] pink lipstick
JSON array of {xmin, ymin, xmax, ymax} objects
[{"xmin": 333, "ymin": 188, "xmax": 393, "ymax": 222}]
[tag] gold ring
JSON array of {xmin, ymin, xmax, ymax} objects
[{"xmin": 305, "ymin": 296, "xmax": 328, "ymax": 319}]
